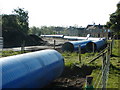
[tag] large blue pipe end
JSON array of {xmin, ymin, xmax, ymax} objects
[
  {"xmin": 1, "ymin": 49, "xmax": 64, "ymax": 88},
  {"xmin": 62, "ymin": 39, "xmax": 107, "ymax": 52},
  {"xmin": 62, "ymin": 40, "xmax": 92, "ymax": 52},
  {"xmin": 86, "ymin": 40, "xmax": 107, "ymax": 52}
]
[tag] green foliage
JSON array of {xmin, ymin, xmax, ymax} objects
[
  {"xmin": 112, "ymin": 40, "xmax": 120, "ymax": 56},
  {"xmin": 2, "ymin": 15, "xmax": 27, "ymax": 47},
  {"xmin": 29, "ymin": 26, "xmax": 82, "ymax": 35},
  {"xmin": 2, "ymin": 8, "xmax": 43, "ymax": 47},
  {"xmin": 29, "ymin": 26, "xmax": 41, "ymax": 36},
  {"xmin": 2, "ymin": 8, "xmax": 29, "ymax": 34},
  {"xmin": 2, "ymin": 15, "xmax": 20, "ymax": 30},
  {"xmin": 106, "ymin": 3, "xmax": 120, "ymax": 34},
  {"xmin": 13, "ymin": 8, "xmax": 29, "ymax": 34},
  {"xmin": 39, "ymin": 26, "xmax": 65, "ymax": 35}
]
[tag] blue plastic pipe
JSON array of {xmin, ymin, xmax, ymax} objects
[
  {"xmin": 40, "ymin": 35, "xmax": 64, "ymax": 38},
  {"xmin": 1, "ymin": 49, "xmax": 64, "ymax": 88},
  {"xmin": 62, "ymin": 40, "xmax": 92, "ymax": 52},
  {"xmin": 86, "ymin": 39, "xmax": 106, "ymax": 52},
  {"xmin": 92, "ymin": 40, "xmax": 106, "ymax": 50}
]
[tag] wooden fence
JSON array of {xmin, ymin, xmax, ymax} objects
[{"xmin": 85, "ymin": 42, "xmax": 112, "ymax": 89}]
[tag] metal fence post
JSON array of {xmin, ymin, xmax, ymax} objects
[
  {"xmin": 21, "ymin": 40, "xmax": 25, "ymax": 53},
  {"xmin": 54, "ymin": 40, "xmax": 56, "ymax": 49},
  {"xmin": 93, "ymin": 43, "xmax": 95, "ymax": 53},
  {"xmin": 109, "ymin": 42, "xmax": 112, "ymax": 56},
  {"xmin": 78, "ymin": 45, "xmax": 81, "ymax": 63}
]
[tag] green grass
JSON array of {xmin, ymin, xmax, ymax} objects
[
  {"xmin": 111, "ymin": 40, "xmax": 120, "ymax": 56},
  {"xmin": 107, "ymin": 68, "xmax": 119, "ymax": 88},
  {"xmin": 86, "ymin": 40, "xmax": 119, "ymax": 88},
  {"xmin": 62, "ymin": 52, "xmax": 79, "ymax": 67},
  {"xmin": 62, "ymin": 40, "xmax": 120, "ymax": 88},
  {"xmin": 1, "ymin": 50, "xmax": 29, "ymax": 57}
]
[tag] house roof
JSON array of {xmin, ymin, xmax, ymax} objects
[
  {"xmin": 77, "ymin": 28, "xmax": 85, "ymax": 30},
  {"xmin": 86, "ymin": 24, "xmax": 104, "ymax": 30}
]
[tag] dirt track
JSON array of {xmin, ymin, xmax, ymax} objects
[
  {"xmin": 42, "ymin": 37, "xmax": 69, "ymax": 46},
  {"xmin": 3, "ymin": 37, "xmax": 68, "ymax": 52}
]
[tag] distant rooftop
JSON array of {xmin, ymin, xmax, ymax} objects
[{"xmin": 86, "ymin": 24, "xmax": 104, "ymax": 30}]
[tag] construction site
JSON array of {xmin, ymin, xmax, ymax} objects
[{"xmin": 1, "ymin": 34, "xmax": 119, "ymax": 89}]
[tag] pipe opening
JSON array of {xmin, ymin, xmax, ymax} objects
[
  {"xmin": 86, "ymin": 42, "xmax": 97, "ymax": 52},
  {"xmin": 62, "ymin": 42, "xmax": 74, "ymax": 52}
]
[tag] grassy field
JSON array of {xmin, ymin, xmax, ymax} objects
[
  {"xmin": 1, "ymin": 40, "xmax": 119, "ymax": 89},
  {"xmin": 62, "ymin": 40, "xmax": 120, "ymax": 88}
]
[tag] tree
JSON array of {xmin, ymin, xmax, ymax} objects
[
  {"xmin": 29, "ymin": 26, "xmax": 41, "ymax": 36},
  {"xmin": 2, "ymin": 15, "xmax": 20, "ymax": 30},
  {"xmin": 106, "ymin": 2, "xmax": 120, "ymax": 35},
  {"xmin": 13, "ymin": 8, "xmax": 29, "ymax": 34},
  {"xmin": 2, "ymin": 14, "xmax": 27, "ymax": 47}
]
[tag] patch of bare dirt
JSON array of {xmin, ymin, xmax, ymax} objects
[{"xmin": 45, "ymin": 65, "xmax": 96, "ymax": 89}]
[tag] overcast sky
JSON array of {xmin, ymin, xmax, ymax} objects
[{"xmin": 0, "ymin": 0, "xmax": 119, "ymax": 27}]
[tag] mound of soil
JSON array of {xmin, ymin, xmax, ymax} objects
[
  {"xmin": 3, "ymin": 29, "xmax": 46, "ymax": 48},
  {"xmin": 45, "ymin": 65, "xmax": 96, "ymax": 89}
]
